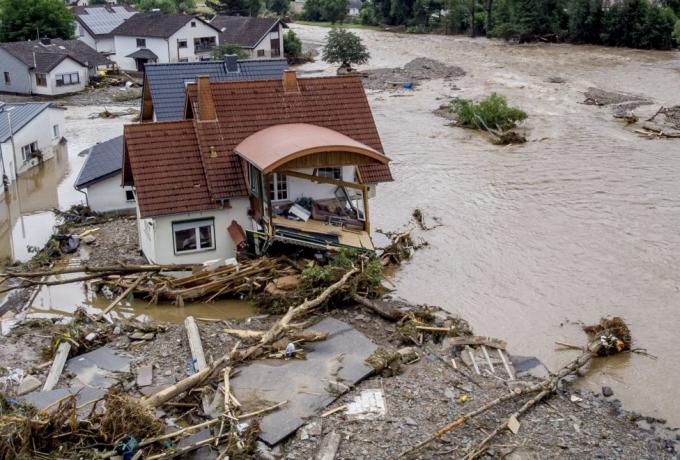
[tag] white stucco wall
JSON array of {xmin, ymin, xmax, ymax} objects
[
  {"xmin": 168, "ymin": 21, "xmax": 219, "ymax": 62},
  {"xmin": 140, "ymin": 197, "xmax": 251, "ymax": 264},
  {"xmin": 96, "ymin": 37, "xmax": 116, "ymax": 54},
  {"xmin": 3, "ymin": 107, "xmax": 65, "ymax": 179},
  {"xmin": 76, "ymin": 24, "xmax": 97, "ymax": 49},
  {"xmin": 246, "ymin": 25, "xmax": 284, "ymax": 59},
  {"xmin": 31, "ymin": 58, "xmax": 88, "ymax": 96},
  {"xmin": 112, "ymin": 21, "xmax": 219, "ymax": 70},
  {"xmin": 84, "ymin": 173, "xmax": 136, "ymax": 213},
  {"xmin": 111, "ymin": 36, "xmax": 169, "ymax": 70}
]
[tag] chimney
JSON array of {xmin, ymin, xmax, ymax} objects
[
  {"xmin": 224, "ymin": 54, "xmax": 238, "ymax": 72},
  {"xmin": 196, "ymin": 75, "xmax": 216, "ymax": 121},
  {"xmin": 283, "ymin": 70, "xmax": 299, "ymax": 93}
]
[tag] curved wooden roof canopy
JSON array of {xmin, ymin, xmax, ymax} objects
[{"xmin": 234, "ymin": 123, "xmax": 390, "ymax": 174}]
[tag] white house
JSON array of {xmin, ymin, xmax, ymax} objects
[
  {"xmin": 74, "ymin": 136, "xmax": 135, "ymax": 214},
  {"xmin": 210, "ymin": 16, "xmax": 286, "ymax": 59},
  {"xmin": 0, "ymin": 102, "xmax": 66, "ymax": 185},
  {"xmin": 73, "ymin": 4, "xmax": 137, "ymax": 56},
  {"xmin": 0, "ymin": 39, "xmax": 111, "ymax": 96},
  {"xmin": 109, "ymin": 14, "xmax": 221, "ymax": 71},
  {"xmin": 122, "ymin": 72, "xmax": 393, "ymax": 265}
]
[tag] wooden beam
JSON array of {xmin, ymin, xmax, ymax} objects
[
  {"xmin": 43, "ymin": 342, "xmax": 71, "ymax": 391},
  {"xmin": 279, "ymin": 170, "xmax": 367, "ymax": 191},
  {"xmin": 185, "ymin": 316, "xmax": 207, "ymax": 371}
]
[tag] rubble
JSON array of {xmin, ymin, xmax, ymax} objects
[{"xmin": 363, "ymin": 58, "xmax": 465, "ymax": 91}]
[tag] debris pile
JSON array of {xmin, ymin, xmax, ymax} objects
[{"xmin": 363, "ymin": 58, "xmax": 465, "ymax": 90}]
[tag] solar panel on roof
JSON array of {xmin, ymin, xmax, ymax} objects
[{"xmin": 79, "ymin": 6, "xmax": 136, "ymax": 35}]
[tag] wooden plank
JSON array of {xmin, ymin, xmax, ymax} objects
[
  {"xmin": 466, "ymin": 346, "xmax": 480, "ymax": 375},
  {"xmin": 497, "ymin": 348, "xmax": 515, "ymax": 381},
  {"xmin": 445, "ymin": 336, "xmax": 507, "ymax": 350},
  {"xmin": 280, "ymin": 170, "xmax": 369, "ymax": 191},
  {"xmin": 43, "ymin": 342, "xmax": 71, "ymax": 391},
  {"xmin": 316, "ymin": 430, "xmax": 341, "ymax": 460},
  {"xmin": 481, "ymin": 345, "xmax": 495, "ymax": 373},
  {"xmin": 184, "ymin": 316, "xmax": 207, "ymax": 371}
]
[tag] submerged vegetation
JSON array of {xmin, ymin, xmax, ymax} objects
[{"xmin": 453, "ymin": 93, "xmax": 528, "ymax": 132}]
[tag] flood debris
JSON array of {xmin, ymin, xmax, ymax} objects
[
  {"xmin": 583, "ymin": 87, "xmax": 652, "ymax": 108},
  {"xmin": 363, "ymin": 58, "xmax": 465, "ymax": 91}
]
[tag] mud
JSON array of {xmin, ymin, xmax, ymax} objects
[{"xmin": 291, "ymin": 24, "xmax": 680, "ymax": 426}]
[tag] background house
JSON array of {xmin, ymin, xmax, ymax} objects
[
  {"xmin": 123, "ymin": 72, "xmax": 392, "ymax": 264},
  {"xmin": 0, "ymin": 102, "xmax": 66, "ymax": 183},
  {"xmin": 73, "ymin": 4, "xmax": 137, "ymax": 56},
  {"xmin": 109, "ymin": 14, "xmax": 221, "ymax": 71},
  {"xmin": 0, "ymin": 39, "xmax": 111, "ymax": 95},
  {"xmin": 75, "ymin": 135, "xmax": 135, "ymax": 213},
  {"xmin": 348, "ymin": 0, "xmax": 364, "ymax": 16},
  {"xmin": 141, "ymin": 56, "xmax": 288, "ymax": 121},
  {"xmin": 210, "ymin": 16, "xmax": 285, "ymax": 59}
]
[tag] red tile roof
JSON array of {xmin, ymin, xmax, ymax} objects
[{"xmin": 124, "ymin": 74, "xmax": 393, "ymax": 218}]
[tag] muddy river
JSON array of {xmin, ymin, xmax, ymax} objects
[
  {"xmin": 293, "ymin": 25, "xmax": 680, "ymax": 425},
  {"xmin": 2, "ymin": 26, "xmax": 679, "ymax": 425}
]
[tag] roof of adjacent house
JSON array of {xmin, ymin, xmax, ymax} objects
[
  {"xmin": 0, "ymin": 38, "xmax": 110, "ymax": 71},
  {"xmin": 111, "ymin": 13, "xmax": 220, "ymax": 39},
  {"xmin": 0, "ymin": 102, "xmax": 57, "ymax": 143},
  {"xmin": 142, "ymin": 58, "xmax": 288, "ymax": 121},
  {"xmin": 126, "ymin": 48, "xmax": 159, "ymax": 60},
  {"xmin": 73, "ymin": 4, "xmax": 137, "ymax": 38},
  {"xmin": 210, "ymin": 16, "xmax": 284, "ymax": 48},
  {"xmin": 123, "ymin": 74, "xmax": 393, "ymax": 218},
  {"xmin": 74, "ymin": 135, "xmax": 124, "ymax": 189}
]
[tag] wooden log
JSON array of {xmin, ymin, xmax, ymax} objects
[
  {"xmin": 43, "ymin": 342, "xmax": 70, "ymax": 391},
  {"xmin": 352, "ymin": 294, "xmax": 405, "ymax": 322},
  {"xmin": 444, "ymin": 336, "xmax": 508, "ymax": 350},
  {"xmin": 223, "ymin": 328, "xmax": 264, "ymax": 339},
  {"xmin": 142, "ymin": 358, "xmax": 225, "ymax": 409},
  {"xmin": 317, "ymin": 430, "xmax": 341, "ymax": 460},
  {"xmin": 4, "ymin": 263, "xmax": 197, "ymax": 278},
  {"xmin": 0, "ymin": 272, "xmax": 120, "ymax": 294},
  {"xmin": 185, "ymin": 316, "xmax": 207, "ymax": 371}
]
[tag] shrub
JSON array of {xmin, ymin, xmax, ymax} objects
[
  {"xmin": 211, "ymin": 43, "xmax": 249, "ymax": 60},
  {"xmin": 453, "ymin": 93, "xmax": 528, "ymax": 131},
  {"xmin": 283, "ymin": 30, "xmax": 303, "ymax": 58}
]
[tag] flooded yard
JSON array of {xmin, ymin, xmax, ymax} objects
[{"xmin": 293, "ymin": 24, "xmax": 680, "ymax": 425}]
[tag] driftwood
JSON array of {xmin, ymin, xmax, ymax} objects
[
  {"xmin": 352, "ymin": 294, "xmax": 405, "ymax": 321},
  {"xmin": 42, "ymin": 342, "xmax": 71, "ymax": 391},
  {"xmin": 443, "ymin": 335, "xmax": 507, "ymax": 349},
  {"xmin": 399, "ymin": 325, "xmax": 621, "ymax": 458},
  {"xmin": 97, "ymin": 273, "xmax": 148, "ymax": 319}
]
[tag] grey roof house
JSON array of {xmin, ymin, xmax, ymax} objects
[
  {"xmin": 73, "ymin": 4, "xmax": 137, "ymax": 54},
  {"xmin": 210, "ymin": 16, "xmax": 286, "ymax": 59},
  {"xmin": 74, "ymin": 135, "xmax": 134, "ymax": 213},
  {"xmin": 0, "ymin": 39, "xmax": 111, "ymax": 95},
  {"xmin": 141, "ymin": 56, "xmax": 288, "ymax": 121}
]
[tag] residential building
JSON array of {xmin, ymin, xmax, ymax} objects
[
  {"xmin": 141, "ymin": 56, "xmax": 288, "ymax": 121},
  {"xmin": 73, "ymin": 4, "xmax": 137, "ymax": 55},
  {"xmin": 75, "ymin": 136, "xmax": 135, "ymax": 213},
  {"xmin": 0, "ymin": 39, "xmax": 111, "ymax": 96},
  {"xmin": 0, "ymin": 102, "xmax": 66, "ymax": 183},
  {"xmin": 122, "ymin": 72, "xmax": 393, "ymax": 264},
  {"xmin": 210, "ymin": 16, "xmax": 286, "ymax": 59},
  {"xmin": 109, "ymin": 14, "xmax": 221, "ymax": 71},
  {"xmin": 348, "ymin": 0, "xmax": 363, "ymax": 16}
]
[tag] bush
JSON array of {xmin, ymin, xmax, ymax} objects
[
  {"xmin": 283, "ymin": 30, "xmax": 303, "ymax": 58},
  {"xmin": 453, "ymin": 93, "xmax": 527, "ymax": 131}
]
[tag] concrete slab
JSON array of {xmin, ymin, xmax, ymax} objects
[
  {"xmin": 136, "ymin": 365, "xmax": 153, "ymax": 387},
  {"xmin": 230, "ymin": 318, "xmax": 377, "ymax": 446},
  {"xmin": 21, "ymin": 386, "xmax": 106, "ymax": 418},
  {"xmin": 66, "ymin": 346, "xmax": 130, "ymax": 389}
]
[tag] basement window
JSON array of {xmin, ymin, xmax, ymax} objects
[{"xmin": 173, "ymin": 219, "xmax": 215, "ymax": 253}]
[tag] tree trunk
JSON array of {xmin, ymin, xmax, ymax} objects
[
  {"xmin": 486, "ymin": 0, "xmax": 493, "ymax": 35},
  {"xmin": 470, "ymin": 0, "xmax": 476, "ymax": 38}
]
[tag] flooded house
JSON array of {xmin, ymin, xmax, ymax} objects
[
  {"xmin": 0, "ymin": 102, "xmax": 65, "ymax": 185},
  {"xmin": 74, "ymin": 136, "xmax": 136, "ymax": 214},
  {"xmin": 122, "ymin": 71, "xmax": 392, "ymax": 264},
  {"xmin": 0, "ymin": 39, "xmax": 111, "ymax": 96}
]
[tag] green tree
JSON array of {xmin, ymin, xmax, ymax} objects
[
  {"xmin": 283, "ymin": 29, "xmax": 303, "ymax": 57},
  {"xmin": 453, "ymin": 93, "xmax": 527, "ymax": 131},
  {"xmin": 208, "ymin": 0, "xmax": 261, "ymax": 15},
  {"xmin": 268, "ymin": 0, "xmax": 291, "ymax": 14},
  {"xmin": 0, "ymin": 0, "xmax": 74, "ymax": 42},
  {"xmin": 567, "ymin": 0, "xmax": 603, "ymax": 43},
  {"xmin": 322, "ymin": 28, "xmax": 370, "ymax": 67},
  {"xmin": 302, "ymin": 0, "xmax": 325, "ymax": 19},
  {"xmin": 132, "ymin": 0, "xmax": 196, "ymax": 13},
  {"xmin": 211, "ymin": 43, "xmax": 249, "ymax": 59},
  {"xmin": 675, "ymin": 19, "xmax": 680, "ymax": 42},
  {"xmin": 322, "ymin": 0, "xmax": 349, "ymax": 23},
  {"xmin": 601, "ymin": 0, "xmax": 674, "ymax": 49}
]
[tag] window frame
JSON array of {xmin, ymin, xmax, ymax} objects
[
  {"xmin": 257, "ymin": 49, "xmax": 265, "ymax": 57},
  {"xmin": 178, "ymin": 39, "xmax": 188, "ymax": 49},
  {"xmin": 315, "ymin": 167, "xmax": 342, "ymax": 180},
  {"xmin": 172, "ymin": 218, "xmax": 216, "ymax": 255},
  {"xmin": 136, "ymin": 38, "xmax": 146, "ymax": 48},
  {"xmin": 248, "ymin": 163, "xmax": 260, "ymax": 197},
  {"xmin": 191, "ymin": 21, "xmax": 196, "ymax": 27},
  {"xmin": 52, "ymin": 124, "xmax": 59, "ymax": 139},
  {"xmin": 20, "ymin": 141, "xmax": 38, "ymax": 162},
  {"xmin": 3, "ymin": 72, "xmax": 10, "ymax": 84},
  {"xmin": 36, "ymin": 73, "xmax": 47, "ymax": 87},
  {"xmin": 125, "ymin": 189, "xmax": 135, "ymax": 202},
  {"xmin": 269, "ymin": 173, "xmax": 288, "ymax": 202},
  {"xmin": 56, "ymin": 72, "xmax": 80, "ymax": 87}
]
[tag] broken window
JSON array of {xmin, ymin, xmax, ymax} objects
[
  {"xmin": 36, "ymin": 73, "xmax": 47, "ymax": 87},
  {"xmin": 20, "ymin": 141, "xmax": 38, "ymax": 162},
  {"xmin": 173, "ymin": 219, "xmax": 215, "ymax": 253}
]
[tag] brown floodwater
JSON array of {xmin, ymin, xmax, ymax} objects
[{"xmin": 294, "ymin": 25, "xmax": 680, "ymax": 425}]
